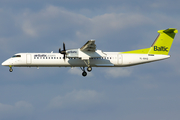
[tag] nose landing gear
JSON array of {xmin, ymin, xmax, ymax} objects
[{"xmin": 9, "ymin": 67, "xmax": 13, "ymax": 72}]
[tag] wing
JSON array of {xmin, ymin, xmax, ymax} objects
[{"xmin": 80, "ymin": 40, "xmax": 96, "ymax": 52}]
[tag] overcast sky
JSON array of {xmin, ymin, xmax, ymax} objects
[{"xmin": 0, "ymin": 0, "xmax": 180, "ymax": 120}]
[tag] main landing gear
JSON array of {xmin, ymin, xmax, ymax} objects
[
  {"xmin": 80, "ymin": 66, "xmax": 92, "ymax": 77},
  {"xmin": 80, "ymin": 59, "xmax": 92, "ymax": 77}
]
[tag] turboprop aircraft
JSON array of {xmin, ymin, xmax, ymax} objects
[{"xmin": 2, "ymin": 28, "xmax": 178, "ymax": 76}]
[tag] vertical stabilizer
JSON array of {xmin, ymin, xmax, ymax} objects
[{"xmin": 148, "ymin": 28, "xmax": 178, "ymax": 55}]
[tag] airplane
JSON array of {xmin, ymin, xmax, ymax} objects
[{"xmin": 2, "ymin": 28, "xmax": 178, "ymax": 77}]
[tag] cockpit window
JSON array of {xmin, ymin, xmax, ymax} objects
[{"xmin": 12, "ymin": 55, "xmax": 21, "ymax": 58}]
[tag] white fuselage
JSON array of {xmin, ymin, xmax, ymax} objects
[{"xmin": 2, "ymin": 52, "xmax": 170, "ymax": 67}]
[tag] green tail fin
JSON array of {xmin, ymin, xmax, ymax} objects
[
  {"xmin": 121, "ymin": 28, "xmax": 178, "ymax": 55},
  {"xmin": 148, "ymin": 28, "xmax": 178, "ymax": 55}
]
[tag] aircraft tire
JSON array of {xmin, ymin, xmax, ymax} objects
[
  {"xmin": 87, "ymin": 67, "xmax": 92, "ymax": 72},
  {"xmin": 9, "ymin": 68, "xmax": 13, "ymax": 72},
  {"xmin": 82, "ymin": 71, "xmax": 87, "ymax": 77}
]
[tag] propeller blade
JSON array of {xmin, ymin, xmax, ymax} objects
[
  {"xmin": 59, "ymin": 48, "xmax": 61, "ymax": 53},
  {"xmin": 63, "ymin": 54, "xmax": 66, "ymax": 60},
  {"xmin": 63, "ymin": 42, "xmax": 66, "ymax": 51}
]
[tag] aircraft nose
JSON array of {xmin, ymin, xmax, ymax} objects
[{"xmin": 2, "ymin": 60, "xmax": 9, "ymax": 66}]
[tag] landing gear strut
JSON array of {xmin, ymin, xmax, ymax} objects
[
  {"xmin": 81, "ymin": 67, "xmax": 87, "ymax": 77},
  {"xmin": 9, "ymin": 67, "xmax": 13, "ymax": 72}
]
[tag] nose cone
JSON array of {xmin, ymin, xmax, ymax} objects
[{"xmin": 2, "ymin": 60, "xmax": 9, "ymax": 66}]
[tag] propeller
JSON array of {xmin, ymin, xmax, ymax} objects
[{"xmin": 59, "ymin": 42, "xmax": 66, "ymax": 60}]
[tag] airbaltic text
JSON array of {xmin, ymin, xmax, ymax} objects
[{"xmin": 154, "ymin": 46, "xmax": 168, "ymax": 52}]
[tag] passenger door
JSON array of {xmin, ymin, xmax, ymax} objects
[
  {"xmin": 117, "ymin": 54, "xmax": 122, "ymax": 65},
  {"xmin": 26, "ymin": 54, "xmax": 31, "ymax": 64}
]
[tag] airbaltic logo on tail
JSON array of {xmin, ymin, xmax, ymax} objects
[{"xmin": 154, "ymin": 46, "xmax": 168, "ymax": 52}]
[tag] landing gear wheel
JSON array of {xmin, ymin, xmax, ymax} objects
[
  {"xmin": 9, "ymin": 68, "xmax": 13, "ymax": 72},
  {"xmin": 82, "ymin": 71, "xmax": 87, "ymax": 77},
  {"xmin": 87, "ymin": 67, "xmax": 92, "ymax": 72}
]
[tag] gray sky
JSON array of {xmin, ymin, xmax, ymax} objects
[{"xmin": 0, "ymin": 0, "xmax": 180, "ymax": 120}]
